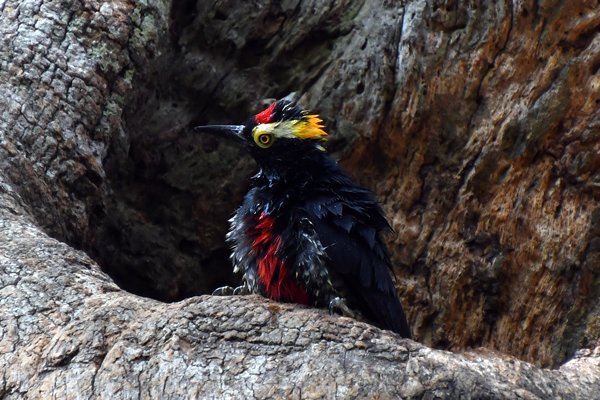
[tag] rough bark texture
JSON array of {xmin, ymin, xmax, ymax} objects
[
  {"xmin": 1, "ymin": 221, "xmax": 600, "ymax": 398},
  {"xmin": 1, "ymin": 0, "xmax": 600, "ymax": 398}
]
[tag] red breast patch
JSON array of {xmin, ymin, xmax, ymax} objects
[
  {"xmin": 252, "ymin": 213, "xmax": 310, "ymax": 304},
  {"xmin": 255, "ymin": 102, "xmax": 276, "ymax": 124}
]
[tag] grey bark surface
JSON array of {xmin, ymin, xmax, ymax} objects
[
  {"xmin": 1, "ymin": 0, "xmax": 600, "ymax": 398},
  {"xmin": 1, "ymin": 216, "xmax": 600, "ymax": 398}
]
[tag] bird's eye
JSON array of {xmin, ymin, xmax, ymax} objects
[{"xmin": 254, "ymin": 132, "xmax": 273, "ymax": 148}]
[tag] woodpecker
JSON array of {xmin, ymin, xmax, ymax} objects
[{"xmin": 195, "ymin": 99, "xmax": 410, "ymax": 337}]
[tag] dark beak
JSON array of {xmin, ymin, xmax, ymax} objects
[{"xmin": 193, "ymin": 124, "xmax": 245, "ymax": 140}]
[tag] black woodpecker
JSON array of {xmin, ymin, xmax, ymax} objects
[{"xmin": 195, "ymin": 99, "xmax": 411, "ymax": 337}]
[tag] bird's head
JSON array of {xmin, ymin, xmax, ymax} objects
[{"xmin": 194, "ymin": 99, "xmax": 328, "ymax": 166}]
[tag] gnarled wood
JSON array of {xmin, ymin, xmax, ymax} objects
[
  {"xmin": 1, "ymin": 214, "xmax": 599, "ymax": 398},
  {"xmin": 1, "ymin": 0, "xmax": 599, "ymax": 398}
]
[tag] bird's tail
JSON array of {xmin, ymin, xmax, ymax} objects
[{"xmin": 361, "ymin": 289, "xmax": 411, "ymax": 338}]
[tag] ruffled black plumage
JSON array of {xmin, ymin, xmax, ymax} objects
[{"xmin": 204, "ymin": 100, "xmax": 411, "ymax": 337}]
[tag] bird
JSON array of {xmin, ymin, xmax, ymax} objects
[{"xmin": 195, "ymin": 98, "xmax": 411, "ymax": 337}]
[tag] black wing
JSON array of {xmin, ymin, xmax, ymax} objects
[{"xmin": 302, "ymin": 186, "xmax": 411, "ymax": 338}]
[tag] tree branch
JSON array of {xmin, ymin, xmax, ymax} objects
[{"xmin": 1, "ymin": 214, "xmax": 599, "ymax": 398}]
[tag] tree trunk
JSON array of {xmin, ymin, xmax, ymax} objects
[{"xmin": 1, "ymin": 0, "xmax": 599, "ymax": 398}]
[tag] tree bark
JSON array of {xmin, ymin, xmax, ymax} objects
[
  {"xmin": 1, "ymin": 223, "xmax": 600, "ymax": 398},
  {"xmin": 1, "ymin": 0, "xmax": 599, "ymax": 398}
]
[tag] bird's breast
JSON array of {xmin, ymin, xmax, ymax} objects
[{"xmin": 249, "ymin": 212, "xmax": 310, "ymax": 304}]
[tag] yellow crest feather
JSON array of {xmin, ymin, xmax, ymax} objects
[{"xmin": 294, "ymin": 114, "xmax": 328, "ymax": 140}]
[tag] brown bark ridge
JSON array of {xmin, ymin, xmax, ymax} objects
[{"xmin": 1, "ymin": 0, "xmax": 600, "ymax": 398}]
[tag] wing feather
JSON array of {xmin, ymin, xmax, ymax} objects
[{"xmin": 303, "ymin": 201, "xmax": 411, "ymax": 337}]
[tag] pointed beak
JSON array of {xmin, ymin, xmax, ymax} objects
[{"xmin": 193, "ymin": 124, "xmax": 245, "ymax": 141}]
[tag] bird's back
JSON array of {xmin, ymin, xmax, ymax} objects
[{"xmin": 301, "ymin": 170, "xmax": 411, "ymax": 337}]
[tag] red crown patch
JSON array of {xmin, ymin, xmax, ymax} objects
[{"xmin": 255, "ymin": 102, "xmax": 276, "ymax": 124}]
